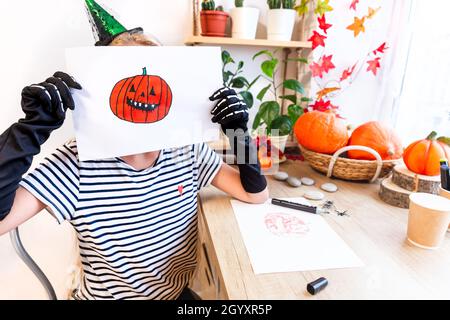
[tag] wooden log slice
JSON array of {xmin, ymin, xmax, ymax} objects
[
  {"xmin": 392, "ymin": 164, "xmax": 441, "ymax": 194},
  {"xmin": 379, "ymin": 177, "xmax": 411, "ymax": 209}
]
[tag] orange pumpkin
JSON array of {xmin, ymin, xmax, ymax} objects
[
  {"xmin": 348, "ymin": 121, "xmax": 403, "ymax": 160},
  {"xmin": 110, "ymin": 67, "xmax": 173, "ymax": 123},
  {"xmin": 403, "ymin": 132, "xmax": 450, "ymax": 176},
  {"xmin": 294, "ymin": 111, "xmax": 349, "ymax": 154}
]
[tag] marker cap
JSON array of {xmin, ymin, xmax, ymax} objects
[{"xmin": 307, "ymin": 277, "xmax": 328, "ymax": 295}]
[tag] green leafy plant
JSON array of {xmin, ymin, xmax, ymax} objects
[
  {"xmin": 282, "ymin": 0, "xmax": 296, "ymax": 9},
  {"xmin": 201, "ymin": 0, "xmax": 215, "ymax": 11},
  {"xmin": 222, "ymin": 50, "xmax": 260, "ymax": 109},
  {"xmin": 252, "ymin": 49, "xmax": 310, "ymax": 136},
  {"xmin": 267, "ymin": 0, "xmax": 282, "ymax": 9},
  {"xmin": 235, "ymin": 0, "xmax": 244, "ymax": 7},
  {"xmin": 215, "ymin": 5, "xmax": 224, "ymax": 11}
]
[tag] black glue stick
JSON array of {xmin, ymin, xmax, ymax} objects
[{"xmin": 307, "ymin": 277, "xmax": 328, "ymax": 295}]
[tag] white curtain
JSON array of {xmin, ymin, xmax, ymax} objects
[{"xmin": 387, "ymin": 0, "xmax": 450, "ymax": 144}]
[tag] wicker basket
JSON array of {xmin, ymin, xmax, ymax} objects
[{"xmin": 300, "ymin": 145, "xmax": 400, "ymax": 183}]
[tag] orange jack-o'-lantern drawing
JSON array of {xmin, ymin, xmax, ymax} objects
[{"xmin": 109, "ymin": 67, "xmax": 173, "ymax": 123}]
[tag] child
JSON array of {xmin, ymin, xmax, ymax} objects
[{"xmin": 0, "ymin": 0, "xmax": 268, "ymax": 300}]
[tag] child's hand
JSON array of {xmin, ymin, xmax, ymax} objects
[
  {"xmin": 21, "ymin": 72, "xmax": 82, "ymax": 123},
  {"xmin": 209, "ymin": 87, "xmax": 249, "ymax": 133}
]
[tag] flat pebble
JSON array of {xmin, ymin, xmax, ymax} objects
[
  {"xmin": 274, "ymin": 171, "xmax": 289, "ymax": 181},
  {"xmin": 301, "ymin": 177, "xmax": 315, "ymax": 186},
  {"xmin": 304, "ymin": 191, "xmax": 325, "ymax": 201},
  {"xmin": 321, "ymin": 183, "xmax": 338, "ymax": 193},
  {"xmin": 287, "ymin": 177, "xmax": 302, "ymax": 188}
]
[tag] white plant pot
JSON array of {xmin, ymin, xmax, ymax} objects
[
  {"xmin": 267, "ymin": 9, "xmax": 296, "ymax": 41},
  {"xmin": 269, "ymin": 134, "xmax": 289, "ymax": 153},
  {"xmin": 230, "ymin": 7, "xmax": 260, "ymax": 40}
]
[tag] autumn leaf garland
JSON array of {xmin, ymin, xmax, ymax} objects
[{"xmin": 304, "ymin": 0, "xmax": 388, "ymax": 113}]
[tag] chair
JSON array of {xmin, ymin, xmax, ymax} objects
[{"xmin": 9, "ymin": 227, "xmax": 56, "ymax": 300}]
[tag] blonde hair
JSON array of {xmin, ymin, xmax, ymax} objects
[{"xmin": 110, "ymin": 32, "xmax": 161, "ymax": 47}]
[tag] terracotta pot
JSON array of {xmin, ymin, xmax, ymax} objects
[{"xmin": 200, "ymin": 10, "xmax": 229, "ymax": 37}]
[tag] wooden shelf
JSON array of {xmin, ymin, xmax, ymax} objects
[{"xmin": 185, "ymin": 36, "xmax": 312, "ymax": 49}]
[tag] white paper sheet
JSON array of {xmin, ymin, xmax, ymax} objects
[
  {"xmin": 65, "ymin": 46, "xmax": 222, "ymax": 161},
  {"xmin": 231, "ymin": 198, "xmax": 364, "ymax": 274}
]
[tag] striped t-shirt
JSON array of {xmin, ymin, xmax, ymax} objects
[{"xmin": 20, "ymin": 139, "xmax": 222, "ymax": 300}]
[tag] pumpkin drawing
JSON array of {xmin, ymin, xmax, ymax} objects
[{"xmin": 109, "ymin": 67, "xmax": 173, "ymax": 123}]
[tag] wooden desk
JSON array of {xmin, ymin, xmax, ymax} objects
[{"xmin": 192, "ymin": 161, "xmax": 450, "ymax": 300}]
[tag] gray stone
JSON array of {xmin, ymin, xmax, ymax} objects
[
  {"xmin": 304, "ymin": 191, "xmax": 325, "ymax": 201},
  {"xmin": 301, "ymin": 177, "xmax": 315, "ymax": 186},
  {"xmin": 321, "ymin": 183, "xmax": 338, "ymax": 193},
  {"xmin": 287, "ymin": 177, "xmax": 302, "ymax": 188},
  {"xmin": 274, "ymin": 171, "xmax": 289, "ymax": 181}
]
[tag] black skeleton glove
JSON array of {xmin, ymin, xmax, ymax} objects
[
  {"xmin": 0, "ymin": 72, "xmax": 82, "ymax": 220},
  {"xmin": 210, "ymin": 87, "xmax": 267, "ymax": 194}
]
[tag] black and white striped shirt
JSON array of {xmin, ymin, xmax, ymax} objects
[{"xmin": 20, "ymin": 139, "xmax": 222, "ymax": 300}]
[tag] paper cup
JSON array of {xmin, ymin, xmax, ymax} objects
[
  {"xmin": 439, "ymin": 187, "xmax": 450, "ymax": 231},
  {"xmin": 407, "ymin": 193, "xmax": 450, "ymax": 249}
]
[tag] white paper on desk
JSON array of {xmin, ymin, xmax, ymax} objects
[
  {"xmin": 65, "ymin": 46, "xmax": 222, "ymax": 161},
  {"xmin": 231, "ymin": 198, "xmax": 364, "ymax": 274}
]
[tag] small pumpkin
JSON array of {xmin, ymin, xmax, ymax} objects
[
  {"xmin": 348, "ymin": 121, "xmax": 403, "ymax": 160},
  {"xmin": 294, "ymin": 111, "xmax": 349, "ymax": 154},
  {"xmin": 403, "ymin": 131, "xmax": 450, "ymax": 176},
  {"xmin": 110, "ymin": 67, "xmax": 173, "ymax": 123}
]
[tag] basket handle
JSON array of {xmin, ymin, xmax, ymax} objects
[{"xmin": 327, "ymin": 145, "xmax": 383, "ymax": 183}]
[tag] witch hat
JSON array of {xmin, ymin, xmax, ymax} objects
[{"xmin": 85, "ymin": 0, "xmax": 143, "ymax": 46}]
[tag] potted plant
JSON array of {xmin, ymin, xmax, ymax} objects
[
  {"xmin": 222, "ymin": 50, "xmax": 260, "ymax": 108},
  {"xmin": 252, "ymin": 49, "xmax": 309, "ymax": 153},
  {"xmin": 230, "ymin": 0, "xmax": 260, "ymax": 40},
  {"xmin": 201, "ymin": 1, "xmax": 229, "ymax": 37},
  {"xmin": 267, "ymin": 0, "xmax": 297, "ymax": 41}
]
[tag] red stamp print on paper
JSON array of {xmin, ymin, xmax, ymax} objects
[{"xmin": 264, "ymin": 212, "xmax": 310, "ymax": 237}]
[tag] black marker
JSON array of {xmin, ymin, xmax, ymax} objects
[
  {"xmin": 440, "ymin": 159, "xmax": 449, "ymax": 191},
  {"xmin": 271, "ymin": 198, "xmax": 324, "ymax": 214}
]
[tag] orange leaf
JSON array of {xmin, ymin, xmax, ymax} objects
[
  {"xmin": 346, "ymin": 16, "xmax": 366, "ymax": 37},
  {"xmin": 316, "ymin": 87, "xmax": 340, "ymax": 100}
]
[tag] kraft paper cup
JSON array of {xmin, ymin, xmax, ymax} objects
[
  {"xmin": 407, "ymin": 193, "xmax": 450, "ymax": 250},
  {"xmin": 439, "ymin": 187, "xmax": 450, "ymax": 231}
]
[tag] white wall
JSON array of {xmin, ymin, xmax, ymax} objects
[{"xmin": 0, "ymin": 0, "xmax": 300, "ymax": 299}]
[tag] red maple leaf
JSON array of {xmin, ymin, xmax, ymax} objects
[
  {"xmin": 340, "ymin": 63, "xmax": 357, "ymax": 81},
  {"xmin": 367, "ymin": 57, "xmax": 381, "ymax": 75},
  {"xmin": 309, "ymin": 99, "xmax": 339, "ymax": 112},
  {"xmin": 373, "ymin": 42, "xmax": 389, "ymax": 55},
  {"xmin": 321, "ymin": 55, "xmax": 335, "ymax": 73},
  {"xmin": 318, "ymin": 15, "xmax": 332, "ymax": 34},
  {"xmin": 308, "ymin": 31, "xmax": 327, "ymax": 50},
  {"xmin": 350, "ymin": 0, "xmax": 359, "ymax": 10},
  {"xmin": 310, "ymin": 62, "xmax": 324, "ymax": 78}
]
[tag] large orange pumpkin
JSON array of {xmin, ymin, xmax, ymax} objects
[
  {"xmin": 403, "ymin": 132, "xmax": 450, "ymax": 176},
  {"xmin": 348, "ymin": 121, "xmax": 403, "ymax": 160},
  {"xmin": 294, "ymin": 111, "xmax": 349, "ymax": 154},
  {"xmin": 110, "ymin": 67, "xmax": 173, "ymax": 123}
]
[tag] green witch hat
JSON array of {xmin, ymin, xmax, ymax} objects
[{"xmin": 85, "ymin": 0, "xmax": 143, "ymax": 46}]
